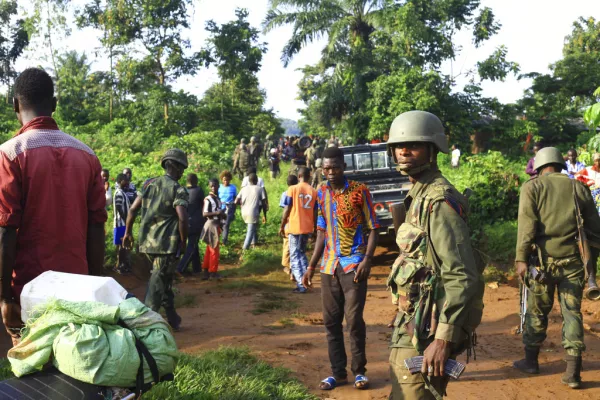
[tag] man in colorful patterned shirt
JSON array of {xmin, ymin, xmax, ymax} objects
[{"xmin": 303, "ymin": 146, "xmax": 379, "ymax": 392}]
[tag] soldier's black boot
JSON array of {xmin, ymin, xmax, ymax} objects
[
  {"xmin": 561, "ymin": 354, "xmax": 582, "ymax": 389},
  {"xmin": 513, "ymin": 347, "xmax": 540, "ymax": 374}
]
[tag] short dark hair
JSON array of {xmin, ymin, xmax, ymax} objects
[
  {"xmin": 298, "ymin": 166, "xmax": 310, "ymax": 179},
  {"xmin": 187, "ymin": 173, "xmax": 198, "ymax": 186},
  {"xmin": 321, "ymin": 146, "xmax": 344, "ymax": 162},
  {"xmin": 209, "ymin": 178, "xmax": 219, "ymax": 186},
  {"xmin": 101, "ymin": 169, "xmax": 109, "ymax": 175},
  {"xmin": 220, "ymin": 170, "xmax": 233, "ymax": 181},
  {"xmin": 116, "ymin": 173, "xmax": 128, "ymax": 183},
  {"xmin": 248, "ymin": 167, "xmax": 257, "ymax": 174},
  {"xmin": 287, "ymin": 175, "xmax": 299, "ymax": 186},
  {"xmin": 567, "ymin": 148, "xmax": 577, "ymax": 155},
  {"xmin": 248, "ymin": 173, "xmax": 258, "ymax": 185},
  {"xmin": 533, "ymin": 142, "xmax": 543, "ymax": 149},
  {"xmin": 14, "ymin": 68, "xmax": 54, "ymax": 108}
]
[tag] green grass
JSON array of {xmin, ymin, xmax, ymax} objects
[
  {"xmin": 252, "ymin": 293, "xmax": 298, "ymax": 315},
  {"xmin": 174, "ymin": 292, "xmax": 197, "ymax": 309},
  {"xmin": 143, "ymin": 347, "xmax": 317, "ymax": 400}
]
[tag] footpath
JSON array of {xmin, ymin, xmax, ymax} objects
[{"xmin": 2, "ymin": 245, "xmax": 600, "ymax": 399}]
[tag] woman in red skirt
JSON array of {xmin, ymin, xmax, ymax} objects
[{"xmin": 201, "ymin": 178, "xmax": 224, "ymax": 279}]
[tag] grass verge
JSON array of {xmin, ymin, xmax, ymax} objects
[{"xmin": 143, "ymin": 347, "xmax": 317, "ymax": 400}]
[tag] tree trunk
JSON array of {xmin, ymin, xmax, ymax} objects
[
  {"xmin": 47, "ymin": 2, "xmax": 60, "ymax": 101},
  {"xmin": 109, "ymin": 46, "xmax": 114, "ymax": 121}
]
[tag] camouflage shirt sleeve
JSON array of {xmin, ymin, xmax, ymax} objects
[
  {"xmin": 515, "ymin": 182, "xmax": 537, "ymax": 262},
  {"xmin": 429, "ymin": 200, "xmax": 479, "ymax": 343},
  {"xmin": 173, "ymin": 186, "xmax": 189, "ymax": 208}
]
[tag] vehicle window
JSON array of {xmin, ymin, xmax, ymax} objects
[
  {"xmin": 344, "ymin": 154, "xmax": 354, "ymax": 171},
  {"xmin": 354, "ymin": 153, "xmax": 372, "ymax": 170},
  {"xmin": 372, "ymin": 151, "xmax": 388, "ymax": 169}
]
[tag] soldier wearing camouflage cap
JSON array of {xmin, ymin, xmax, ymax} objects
[
  {"xmin": 123, "ymin": 148, "xmax": 189, "ymax": 331},
  {"xmin": 514, "ymin": 147, "xmax": 600, "ymax": 389},
  {"xmin": 386, "ymin": 111, "xmax": 484, "ymax": 399}
]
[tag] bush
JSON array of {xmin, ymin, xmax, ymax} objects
[{"xmin": 440, "ymin": 151, "xmax": 525, "ymax": 244}]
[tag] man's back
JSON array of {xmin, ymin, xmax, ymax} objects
[
  {"xmin": 187, "ymin": 186, "xmax": 205, "ymax": 235},
  {"xmin": 287, "ymin": 182, "xmax": 317, "ymax": 235},
  {"xmin": 0, "ymin": 127, "xmax": 107, "ymax": 297},
  {"xmin": 239, "ymin": 185, "xmax": 264, "ymax": 223},
  {"xmin": 138, "ymin": 175, "xmax": 189, "ymax": 255},
  {"xmin": 517, "ymin": 172, "xmax": 600, "ymax": 259}
]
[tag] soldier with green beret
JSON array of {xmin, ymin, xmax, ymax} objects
[
  {"xmin": 386, "ymin": 111, "xmax": 484, "ymax": 399},
  {"xmin": 123, "ymin": 148, "xmax": 189, "ymax": 331},
  {"xmin": 513, "ymin": 147, "xmax": 600, "ymax": 389}
]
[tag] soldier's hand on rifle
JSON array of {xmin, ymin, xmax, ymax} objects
[
  {"xmin": 422, "ymin": 339, "xmax": 452, "ymax": 377},
  {"xmin": 516, "ymin": 261, "xmax": 528, "ymax": 279}
]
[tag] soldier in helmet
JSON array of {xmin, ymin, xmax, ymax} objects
[
  {"xmin": 232, "ymin": 139, "xmax": 245, "ymax": 179},
  {"xmin": 239, "ymin": 143, "xmax": 251, "ymax": 177},
  {"xmin": 386, "ymin": 111, "xmax": 484, "ymax": 399},
  {"xmin": 123, "ymin": 148, "xmax": 189, "ymax": 331},
  {"xmin": 305, "ymin": 140, "xmax": 317, "ymax": 171},
  {"xmin": 513, "ymin": 147, "xmax": 600, "ymax": 389},
  {"xmin": 249, "ymin": 136, "xmax": 262, "ymax": 169}
]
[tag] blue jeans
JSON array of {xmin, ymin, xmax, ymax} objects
[
  {"xmin": 221, "ymin": 204, "xmax": 236, "ymax": 245},
  {"xmin": 289, "ymin": 234, "xmax": 309, "ymax": 289},
  {"xmin": 243, "ymin": 223, "xmax": 257, "ymax": 250},
  {"xmin": 177, "ymin": 234, "xmax": 201, "ymax": 273}
]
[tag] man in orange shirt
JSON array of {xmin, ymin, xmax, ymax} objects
[{"xmin": 280, "ymin": 167, "xmax": 318, "ymax": 293}]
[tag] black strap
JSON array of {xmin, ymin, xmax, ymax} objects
[{"xmin": 118, "ymin": 319, "xmax": 161, "ymax": 396}]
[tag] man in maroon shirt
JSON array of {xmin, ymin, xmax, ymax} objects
[{"xmin": 0, "ymin": 68, "xmax": 107, "ymax": 343}]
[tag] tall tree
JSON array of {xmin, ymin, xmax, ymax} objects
[
  {"xmin": 77, "ymin": 0, "xmax": 137, "ymax": 121},
  {"xmin": 201, "ymin": 8, "xmax": 266, "ymax": 120},
  {"xmin": 28, "ymin": 0, "xmax": 71, "ymax": 99},
  {"xmin": 0, "ymin": 0, "xmax": 29, "ymax": 103},
  {"xmin": 126, "ymin": 0, "xmax": 197, "ymax": 123}
]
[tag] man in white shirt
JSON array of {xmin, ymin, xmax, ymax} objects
[
  {"xmin": 241, "ymin": 167, "xmax": 265, "ymax": 188},
  {"xmin": 451, "ymin": 144, "xmax": 461, "ymax": 168}
]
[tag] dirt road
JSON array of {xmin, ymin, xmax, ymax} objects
[
  {"xmin": 168, "ymin": 246, "xmax": 600, "ymax": 400},
  {"xmin": 3, "ymin": 245, "xmax": 600, "ymax": 399}
]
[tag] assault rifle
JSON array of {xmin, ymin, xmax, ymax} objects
[
  {"xmin": 517, "ymin": 265, "xmax": 547, "ymax": 335},
  {"xmin": 404, "ymin": 356, "xmax": 466, "ymax": 379}
]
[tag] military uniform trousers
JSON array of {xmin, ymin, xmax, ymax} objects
[
  {"xmin": 144, "ymin": 254, "xmax": 178, "ymax": 313},
  {"xmin": 389, "ymin": 347, "xmax": 450, "ymax": 400},
  {"xmin": 524, "ymin": 259, "xmax": 585, "ymax": 356}
]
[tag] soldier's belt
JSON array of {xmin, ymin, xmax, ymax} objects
[{"xmin": 404, "ymin": 356, "xmax": 466, "ymax": 380}]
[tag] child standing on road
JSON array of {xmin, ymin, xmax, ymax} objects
[
  {"xmin": 113, "ymin": 173, "xmax": 131, "ymax": 275},
  {"xmin": 280, "ymin": 175, "xmax": 299, "ymax": 279}
]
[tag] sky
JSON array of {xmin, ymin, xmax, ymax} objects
[{"xmin": 16, "ymin": 0, "xmax": 600, "ymax": 121}]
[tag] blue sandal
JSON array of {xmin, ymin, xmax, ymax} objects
[
  {"xmin": 319, "ymin": 376, "xmax": 347, "ymax": 390},
  {"xmin": 354, "ymin": 374, "xmax": 370, "ymax": 389}
]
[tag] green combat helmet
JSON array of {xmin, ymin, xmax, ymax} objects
[
  {"xmin": 534, "ymin": 147, "xmax": 566, "ymax": 171},
  {"xmin": 387, "ymin": 110, "xmax": 448, "ymax": 175},
  {"xmin": 161, "ymin": 148, "xmax": 188, "ymax": 168}
]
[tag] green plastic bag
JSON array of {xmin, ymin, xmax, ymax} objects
[{"xmin": 8, "ymin": 298, "xmax": 178, "ymax": 387}]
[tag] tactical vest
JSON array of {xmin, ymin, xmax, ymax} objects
[{"xmin": 387, "ymin": 182, "xmax": 484, "ymax": 353}]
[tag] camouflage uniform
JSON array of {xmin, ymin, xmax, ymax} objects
[
  {"xmin": 516, "ymin": 172, "xmax": 600, "ymax": 356},
  {"xmin": 239, "ymin": 145, "xmax": 250, "ymax": 176},
  {"xmin": 386, "ymin": 111, "xmax": 483, "ymax": 400},
  {"xmin": 232, "ymin": 146, "xmax": 242, "ymax": 179},
  {"xmin": 138, "ymin": 175, "xmax": 189, "ymax": 312},
  {"xmin": 388, "ymin": 169, "xmax": 483, "ymax": 400},
  {"xmin": 305, "ymin": 144, "xmax": 317, "ymax": 171}
]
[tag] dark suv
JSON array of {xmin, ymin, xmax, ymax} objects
[{"xmin": 341, "ymin": 143, "xmax": 411, "ymax": 233}]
